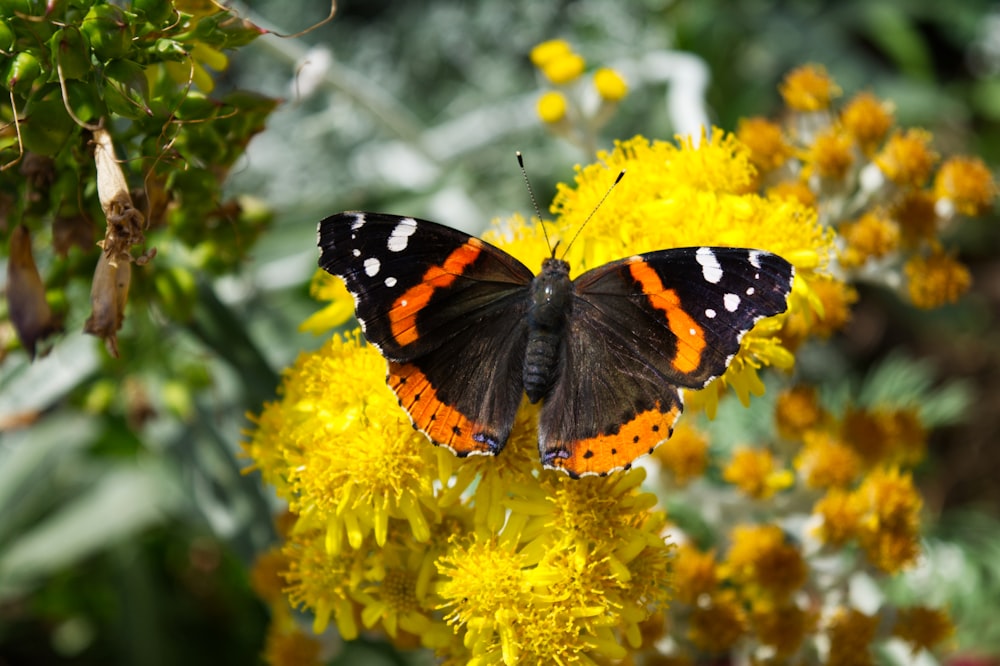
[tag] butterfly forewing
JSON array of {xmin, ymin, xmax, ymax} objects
[
  {"xmin": 538, "ymin": 247, "xmax": 794, "ymax": 477},
  {"xmin": 318, "ymin": 212, "xmax": 535, "ymax": 456}
]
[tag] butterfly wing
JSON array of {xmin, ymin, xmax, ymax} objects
[
  {"xmin": 318, "ymin": 212, "xmax": 535, "ymax": 456},
  {"xmin": 539, "ymin": 247, "xmax": 794, "ymax": 477}
]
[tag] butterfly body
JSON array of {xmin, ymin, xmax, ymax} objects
[
  {"xmin": 524, "ymin": 257, "xmax": 572, "ymax": 403},
  {"xmin": 318, "ymin": 211, "xmax": 794, "ymax": 477}
]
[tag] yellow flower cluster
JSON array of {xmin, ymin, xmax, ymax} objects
[
  {"xmin": 530, "ymin": 39, "xmax": 628, "ymax": 153},
  {"xmin": 738, "ymin": 63, "xmax": 995, "ymax": 310},
  {"xmin": 243, "ymin": 57, "xmax": 975, "ymax": 664}
]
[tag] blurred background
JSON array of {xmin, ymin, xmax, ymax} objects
[{"xmin": 1, "ymin": 0, "xmax": 999, "ymax": 663}]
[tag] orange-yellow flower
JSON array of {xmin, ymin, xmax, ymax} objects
[
  {"xmin": 654, "ymin": 424, "xmax": 708, "ymax": 486},
  {"xmin": 875, "ymin": 129, "xmax": 938, "ymax": 188},
  {"xmin": 774, "ymin": 384, "xmax": 825, "ymax": 440},
  {"xmin": 780, "ymin": 64, "xmax": 841, "ymax": 112},
  {"xmin": 904, "ymin": 250, "xmax": 971, "ymax": 309},
  {"xmin": 795, "ymin": 430, "xmax": 862, "ymax": 489},
  {"xmin": 839, "ymin": 211, "xmax": 900, "ymax": 267},
  {"xmin": 934, "ymin": 155, "xmax": 996, "ymax": 216},
  {"xmin": 893, "ymin": 605, "xmax": 955, "ymax": 655},
  {"xmin": 737, "ymin": 116, "xmax": 793, "ymax": 172},
  {"xmin": 724, "ymin": 524, "xmax": 808, "ymax": 602},
  {"xmin": 673, "ymin": 544, "xmax": 718, "ymax": 605},
  {"xmin": 723, "ymin": 448, "xmax": 793, "ymax": 500},
  {"xmin": 840, "ymin": 91, "xmax": 894, "ymax": 154},
  {"xmin": 804, "ymin": 126, "xmax": 854, "ymax": 180},
  {"xmin": 826, "ymin": 607, "xmax": 879, "ymax": 666}
]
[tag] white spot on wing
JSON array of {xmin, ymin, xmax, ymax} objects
[
  {"xmin": 724, "ymin": 293, "xmax": 740, "ymax": 312},
  {"xmin": 384, "ymin": 276, "xmax": 397, "ymax": 287},
  {"xmin": 352, "ymin": 249, "xmax": 361, "ymax": 257},
  {"xmin": 364, "ymin": 257, "xmax": 381, "ymax": 276},
  {"xmin": 748, "ymin": 250, "xmax": 762, "ymax": 269},
  {"xmin": 746, "ymin": 286, "xmax": 755, "ymax": 296},
  {"xmin": 387, "ymin": 217, "xmax": 418, "ymax": 252},
  {"xmin": 705, "ymin": 308, "xmax": 716, "ymax": 318},
  {"xmin": 696, "ymin": 247, "xmax": 723, "ymax": 284},
  {"xmin": 351, "ymin": 214, "xmax": 366, "ymax": 230}
]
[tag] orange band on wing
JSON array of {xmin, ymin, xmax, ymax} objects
[
  {"xmin": 545, "ymin": 402, "xmax": 682, "ymax": 477},
  {"xmin": 387, "ymin": 361, "xmax": 501, "ymax": 456},
  {"xmin": 628, "ymin": 259, "xmax": 706, "ymax": 374},
  {"xmin": 389, "ymin": 239, "xmax": 483, "ymax": 347}
]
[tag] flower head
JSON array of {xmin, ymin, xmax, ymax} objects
[
  {"xmin": 933, "ymin": 156, "xmax": 996, "ymax": 216},
  {"xmin": 779, "ymin": 64, "xmax": 841, "ymax": 112},
  {"xmin": 904, "ymin": 250, "xmax": 972, "ymax": 309},
  {"xmin": 594, "ymin": 67, "xmax": 627, "ymax": 102},
  {"xmin": 840, "ymin": 92, "xmax": 894, "ymax": 154},
  {"xmin": 876, "ymin": 129, "xmax": 938, "ymax": 188}
]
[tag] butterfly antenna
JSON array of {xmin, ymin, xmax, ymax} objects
[
  {"xmin": 517, "ymin": 151, "xmax": 556, "ymax": 257},
  {"xmin": 559, "ymin": 169, "xmax": 625, "ymax": 260}
]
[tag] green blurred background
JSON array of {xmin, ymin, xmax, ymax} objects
[{"xmin": 2, "ymin": 0, "xmax": 999, "ymax": 663}]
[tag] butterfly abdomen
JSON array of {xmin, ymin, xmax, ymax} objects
[{"xmin": 523, "ymin": 258, "xmax": 572, "ymax": 403}]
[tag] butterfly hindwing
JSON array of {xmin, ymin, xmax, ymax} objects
[
  {"xmin": 539, "ymin": 247, "xmax": 794, "ymax": 477},
  {"xmin": 318, "ymin": 212, "xmax": 535, "ymax": 456}
]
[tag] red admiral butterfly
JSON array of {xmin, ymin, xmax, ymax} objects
[{"xmin": 318, "ymin": 211, "xmax": 794, "ymax": 477}]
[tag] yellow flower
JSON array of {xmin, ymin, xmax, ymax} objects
[
  {"xmin": 354, "ymin": 536, "xmax": 439, "ymax": 641},
  {"xmin": 933, "ymin": 155, "xmax": 997, "ymax": 216},
  {"xmin": 299, "ymin": 269, "xmax": 355, "ymax": 334},
  {"xmin": 853, "ymin": 467, "xmax": 922, "ymax": 573},
  {"xmin": 723, "ymin": 524, "xmax": 807, "ymax": 603},
  {"xmin": 840, "ymin": 406, "xmax": 927, "ymax": 468},
  {"xmin": 436, "ymin": 468, "xmax": 672, "ymax": 664},
  {"xmin": 251, "ymin": 332, "xmax": 440, "ymax": 553},
  {"xmin": 774, "ymin": 384, "xmax": 826, "ymax": 440},
  {"xmin": 892, "ymin": 190, "xmax": 939, "ymax": 246},
  {"xmin": 688, "ymin": 591, "xmax": 747, "ymax": 653},
  {"xmin": 904, "ymin": 250, "xmax": 971, "ymax": 309},
  {"xmin": 283, "ymin": 527, "xmax": 368, "ymax": 638},
  {"xmin": 751, "ymin": 603, "xmax": 818, "ymax": 657},
  {"xmin": 541, "ymin": 52, "xmax": 586, "ymax": 85},
  {"xmin": 795, "ymin": 430, "xmax": 862, "ymax": 489},
  {"xmin": 536, "ymin": 90, "xmax": 568, "ymax": 124},
  {"xmin": 737, "ymin": 116, "xmax": 793, "ymax": 173},
  {"xmin": 779, "ymin": 64, "xmax": 841, "ymax": 112},
  {"xmin": 653, "ymin": 423, "xmax": 708, "ymax": 486},
  {"xmin": 839, "ymin": 210, "xmax": 900, "ymax": 267},
  {"xmin": 803, "ymin": 126, "xmax": 854, "ymax": 180},
  {"xmin": 723, "ymin": 447, "xmax": 793, "ymax": 500},
  {"xmin": 875, "ymin": 129, "xmax": 938, "ymax": 188},
  {"xmin": 530, "ymin": 39, "xmax": 573, "ymax": 68},
  {"xmin": 840, "ymin": 91, "xmax": 894, "ymax": 155},
  {"xmin": 893, "ymin": 605, "xmax": 955, "ymax": 655},
  {"xmin": 813, "ymin": 489, "xmax": 862, "ymax": 546},
  {"xmin": 766, "ymin": 179, "xmax": 817, "ymax": 208},
  {"xmin": 826, "ymin": 607, "xmax": 879, "ymax": 666},
  {"xmin": 672, "ymin": 544, "xmax": 718, "ymax": 605},
  {"xmin": 594, "ymin": 67, "xmax": 628, "ymax": 101}
]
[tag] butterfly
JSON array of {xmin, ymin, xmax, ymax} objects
[{"xmin": 317, "ymin": 211, "xmax": 794, "ymax": 477}]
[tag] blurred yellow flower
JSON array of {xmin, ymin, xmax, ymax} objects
[
  {"xmin": 840, "ymin": 91, "xmax": 894, "ymax": 154},
  {"xmin": 904, "ymin": 249, "xmax": 972, "ymax": 309},
  {"xmin": 876, "ymin": 128, "xmax": 938, "ymax": 188},
  {"xmin": 934, "ymin": 156, "xmax": 996, "ymax": 216},
  {"xmin": 536, "ymin": 90, "xmax": 568, "ymax": 124},
  {"xmin": 826, "ymin": 607, "xmax": 879, "ymax": 666},
  {"xmin": 779, "ymin": 64, "xmax": 841, "ymax": 111},
  {"xmin": 594, "ymin": 67, "xmax": 628, "ymax": 101},
  {"xmin": 893, "ymin": 605, "xmax": 955, "ymax": 655},
  {"xmin": 723, "ymin": 448, "xmax": 793, "ymax": 500}
]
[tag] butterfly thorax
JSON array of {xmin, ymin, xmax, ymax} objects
[{"xmin": 523, "ymin": 257, "xmax": 572, "ymax": 403}]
